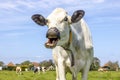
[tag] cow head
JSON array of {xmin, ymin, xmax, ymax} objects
[{"xmin": 32, "ymin": 8, "xmax": 85, "ymax": 49}]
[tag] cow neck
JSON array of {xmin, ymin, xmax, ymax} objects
[
  {"xmin": 61, "ymin": 29, "xmax": 72, "ymax": 49},
  {"xmin": 68, "ymin": 29, "xmax": 72, "ymax": 45},
  {"xmin": 61, "ymin": 29, "xmax": 74, "ymax": 67}
]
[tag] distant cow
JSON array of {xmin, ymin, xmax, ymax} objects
[
  {"xmin": 98, "ymin": 67, "xmax": 108, "ymax": 72},
  {"xmin": 0, "ymin": 67, "xmax": 2, "ymax": 71},
  {"xmin": 41, "ymin": 66, "xmax": 46, "ymax": 73},
  {"xmin": 16, "ymin": 66, "xmax": 22, "ymax": 75},
  {"xmin": 33, "ymin": 66, "xmax": 40, "ymax": 74},
  {"xmin": 98, "ymin": 66, "xmax": 110, "ymax": 72},
  {"xmin": 32, "ymin": 8, "xmax": 94, "ymax": 80}
]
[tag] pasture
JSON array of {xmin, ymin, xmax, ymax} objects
[{"xmin": 0, "ymin": 71, "xmax": 120, "ymax": 80}]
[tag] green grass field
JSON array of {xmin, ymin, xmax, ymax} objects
[{"xmin": 0, "ymin": 71, "xmax": 120, "ymax": 80}]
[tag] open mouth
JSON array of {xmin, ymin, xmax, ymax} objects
[
  {"xmin": 45, "ymin": 37, "xmax": 59, "ymax": 48},
  {"xmin": 45, "ymin": 27, "xmax": 60, "ymax": 49}
]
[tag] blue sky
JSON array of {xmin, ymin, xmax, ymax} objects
[{"xmin": 0, "ymin": 0, "xmax": 120, "ymax": 66}]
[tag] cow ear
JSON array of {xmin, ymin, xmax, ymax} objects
[
  {"xmin": 31, "ymin": 14, "xmax": 47, "ymax": 26},
  {"xmin": 71, "ymin": 10, "xmax": 85, "ymax": 23}
]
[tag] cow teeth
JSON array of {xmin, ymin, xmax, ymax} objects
[
  {"xmin": 45, "ymin": 38, "xmax": 58, "ymax": 48},
  {"xmin": 52, "ymin": 40, "xmax": 55, "ymax": 44},
  {"xmin": 46, "ymin": 42, "xmax": 50, "ymax": 45},
  {"xmin": 48, "ymin": 39, "xmax": 50, "ymax": 43}
]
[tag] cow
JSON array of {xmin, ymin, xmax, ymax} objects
[
  {"xmin": 98, "ymin": 66, "xmax": 110, "ymax": 72},
  {"xmin": 98, "ymin": 67, "xmax": 104, "ymax": 72},
  {"xmin": 33, "ymin": 66, "xmax": 40, "ymax": 74},
  {"xmin": 16, "ymin": 66, "xmax": 22, "ymax": 75},
  {"xmin": 31, "ymin": 8, "xmax": 94, "ymax": 80},
  {"xmin": 98, "ymin": 67, "xmax": 108, "ymax": 72},
  {"xmin": 41, "ymin": 66, "xmax": 46, "ymax": 73}
]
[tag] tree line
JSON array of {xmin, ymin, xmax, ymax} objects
[
  {"xmin": 0, "ymin": 59, "xmax": 54, "ymax": 71},
  {"xmin": 0, "ymin": 57, "xmax": 119, "ymax": 71},
  {"xmin": 90, "ymin": 57, "xmax": 119, "ymax": 71}
]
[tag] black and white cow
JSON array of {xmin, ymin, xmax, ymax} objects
[
  {"xmin": 31, "ymin": 8, "xmax": 94, "ymax": 80},
  {"xmin": 33, "ymin": 66, "xmax": 40, "ymax": 74}
]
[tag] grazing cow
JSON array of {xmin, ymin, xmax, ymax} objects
[
  {"xmin": 31, "ymin": 8, "xmax": 94, "ymax": 80},
  {"xmin": 98, "ymin": 67, "xmax": 108, "ymax": 72},
  {"xmin": 33, "ymin": 66, "xmax": 40, "ymax": 74},
  {"xmin": 16, "ymin": 66, "xmax": 22, "ymax": 75},
  {"xmin": 25, "ymin": 68, "xmax": 28, "ymax": 71},
  {"xmin": 41, "ymin": 66, "xmax": 46, "ymax": 73},
  {"xmin": 98, "ymin": 66, "xmax": 110, "ymax": 72}
]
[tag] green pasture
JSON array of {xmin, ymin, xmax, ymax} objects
[{"xmin": 0, "ymin": 71, "xmax": 120, "ymax": 80}]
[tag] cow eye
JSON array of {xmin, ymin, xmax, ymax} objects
[{"xmin": 64, "ymin": 17, "xmax": 68, "ymax": 21}]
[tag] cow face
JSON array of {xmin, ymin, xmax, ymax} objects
[{"xmin": 32, "ymin": 8, "xmax": 85, "ymax": 49}]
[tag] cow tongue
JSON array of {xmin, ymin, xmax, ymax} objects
[
  {"xmin": 49, "ymin": 39, "xmax": 57, "ymax": 45},
  {"xmin": 45, "ymin": 38, "xmax": 58, "ymax": 48}
]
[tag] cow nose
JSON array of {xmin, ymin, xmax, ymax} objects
[{"xmin": 46, "ymin": 27, "xmax": 60, "ymax": 39}]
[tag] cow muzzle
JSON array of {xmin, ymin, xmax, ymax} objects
[{"xmin": 45, "ymin": 27, "xmax": 60, "ymax": 48}]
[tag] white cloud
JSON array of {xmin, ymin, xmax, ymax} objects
[
  {"xmin": 16, "ymin": 0, "xmax": 35, "ymax": 8},
  {"xmin": 0, "ymin": 2, "xmax": 15, "ymax": 9},
  {"xmin": 92, "ymin": 0, "xmax": 105, "ymax": 3},
  {"xmin": 0, "ymin": 1, "xmax": 24, "ymax": 12},
  {"xmin": 4, "ymin": 32, "xmax": 25, "ymax": 37},
  {"xmin": 0, "ymin": 0, "xmax": 105, "ymax": 14},
  {"xmin": 35, "ymin": 56, "xmax": 41, "ymax": 58}
]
